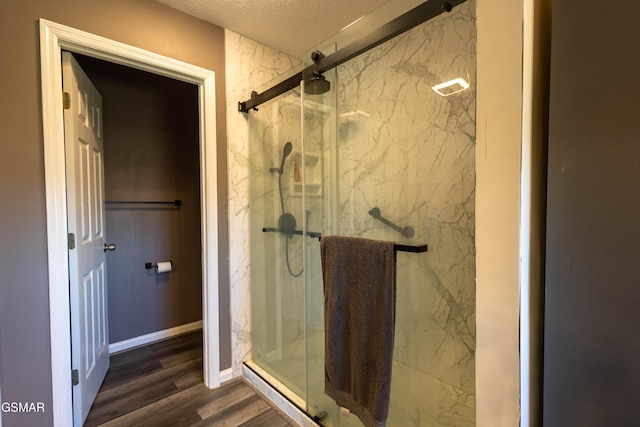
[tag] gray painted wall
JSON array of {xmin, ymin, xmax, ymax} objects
[
  {"xmin": 77, "ymin": 56, "xmax": 203, "ymax": 344},
  {"xmin": 0, "ymin": 1, "xmax": 229, "ymax": 426},
  {"xmin": 544, "ymin": 1, "xmax": 640, "ymax": 425}
]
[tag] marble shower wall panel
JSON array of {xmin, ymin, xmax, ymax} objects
[
  {"xmin": 335, "ymin": 0, "xmax": 476, "ymax": 404},
  {"xmin": 247, "ymin": 111, "xmax": 272, "ymax": 359},
  {"xmin": 388, "ymin": 360, "xmax": 475, "ymax": 426},
  {"xmin": 225, "ymin": 29, "xmax": 301, "ymax": 374}
]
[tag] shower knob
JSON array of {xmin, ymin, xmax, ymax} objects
[{"xmin": 278, "ymin": 213, "xmax": 297, "ymax": 238}]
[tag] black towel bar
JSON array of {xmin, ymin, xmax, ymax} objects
[
  {"xmin": 393, "ymin": 243, "xmax": 428, "ymax": 253},
  {"xmin": 105, "ymin": 200, "xmax": 182, "ymax": 206},
  {"xmin": 262, "ymin": 227, "xmax": 323, "ymax": 238},
  {"xmin": 318, "ymin": 236, "xmax": 428, "ymax": 253}
]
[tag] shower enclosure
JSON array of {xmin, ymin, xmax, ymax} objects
[{"xmin": 248, "ymin": 1, "xmax": 476, "ymax": 425}]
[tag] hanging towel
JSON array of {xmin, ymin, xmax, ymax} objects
[{"xmin": 320, "ymin": 235, "xmax": 397, "ymax": 427}]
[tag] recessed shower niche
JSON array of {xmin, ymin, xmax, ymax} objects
[{"xmin": 290, "ymin": 151, "xmax": 322, "ymax": 197}]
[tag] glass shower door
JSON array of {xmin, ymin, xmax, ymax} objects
[
  {"xmin": 249, "ymin": 88, "xmax": 308, "ymax": 402},
  {"xmin": 302, "ymin": 1, "xmax": 477, "ymax": 425}
]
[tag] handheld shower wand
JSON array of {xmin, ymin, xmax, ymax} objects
[
  {"xmin": 273, "ymin": 142, "xmax": 293, "ymax": 215},
  {"xmin": 271, "ymin": 141, "xmax": 303, "ymax": 277},
  {"xmin": 279, "ymin": 141, "xmax": 293, "ymax": 174},
  {"xmin": 270, "ymin": 141, "xmax": 292, "ymax": 176}
]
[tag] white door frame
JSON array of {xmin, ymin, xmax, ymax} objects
[{"xmin": 39, "ymin": 19, "xmax": 220, "ymax": 426}]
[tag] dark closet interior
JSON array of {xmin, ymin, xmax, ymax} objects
[{"xmin": 75, "ymin": 54, "xmax": 203, "ymax": 344}]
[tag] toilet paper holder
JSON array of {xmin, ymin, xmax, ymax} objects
[{"xmin": 145, "ymin": 260, "xmax": 173, "ymax": 270}]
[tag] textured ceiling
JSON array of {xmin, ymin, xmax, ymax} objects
[{"xmin": 156, "ymin": 0, "xmax": 391, "ymax": 57}]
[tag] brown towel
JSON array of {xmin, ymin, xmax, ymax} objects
[{"xmin": 320, "ymin": 235, "xmax": 397, "ymax": 427}]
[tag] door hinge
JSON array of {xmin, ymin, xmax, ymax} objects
[
  {"xmin": 63, "ymin": 92, "xmax": 71, "ymax": 110},
  {"xmin": 71, "ymin": 369, "xmax": 79, "ymax": 386},
  {"xmin": 68, "ymin": 233, "xmax": 75, "ymax": 250}
]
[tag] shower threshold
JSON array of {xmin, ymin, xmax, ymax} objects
[{"xmin": 243, "ymin": 361, "xmax": 322, "ymax": 427}]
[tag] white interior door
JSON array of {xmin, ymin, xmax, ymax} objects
[{"xmin": 62, "ymin": 51, "xmax": 110, "ymax": 426}]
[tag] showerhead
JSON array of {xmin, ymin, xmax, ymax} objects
[
  {"xmin": 279, "ymin": 142, "xmax": 293, "ymax": 174},
  {"xmin": 305, "ymin": 73, "xmax": 331, "ymax": 95}
]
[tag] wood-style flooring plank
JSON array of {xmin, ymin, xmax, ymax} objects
[
  {"xmin": 85, "ymin": 358, "xmax": 202, "ymax": 426},
  {"xmin": 159, "ymin": 347, "xmax": 203, "ymax": 368},
  {"xmin": 85, "ymin": 331, "xmax": 297, "ymax": 427},
  {"xmin": 196, "ymin": 380, "xmax": 256, "ymax": 420},
  {"xmin": 172, "ymin": 367, "xmax": 204, "ymax": 389},
  {"xmin": 98, "ymin": 383, "xmax": 214, "ymax": 427},
  {"xmin": 191, "ymin": 394, "xmax": 271, "ymax": 427},
  {"xmin": 239, "ymin": 409, "xmax": 296, "ymax": 427}
]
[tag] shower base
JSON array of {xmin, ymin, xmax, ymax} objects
[{"xmin": 242, "ymin": 361, "xmax": 320, "ymax": 427}]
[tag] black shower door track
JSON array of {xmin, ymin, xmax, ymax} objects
[{"xmin": 238, "ymin": 0, "xmax": 467, "ymax": 113}]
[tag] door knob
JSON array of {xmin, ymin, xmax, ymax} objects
[{"xmin": 103, "ymin": 243, "xmax": 116, "ymax": 252}]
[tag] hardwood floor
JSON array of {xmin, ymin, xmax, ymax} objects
[{"xmin": 85, "ymin": 331, "xmax": 297, "ymax": 427}]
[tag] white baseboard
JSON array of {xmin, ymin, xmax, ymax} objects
[
  {"xmin": 109, "ymin": 320, "xmax": 203, "ymax": 354},
  {"xmin": 219, "ymin": 367, "xmax": 234, "ymax": 383}
]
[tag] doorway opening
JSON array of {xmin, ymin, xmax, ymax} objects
[
  {"xmin": 40, "ymin": 19, "xmax": 220, "ymax": 427},
  {"xmin": 74, "ymin": 53, "xmax": 204, "ymax": 351}
]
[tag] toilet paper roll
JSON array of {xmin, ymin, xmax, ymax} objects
[{"xmin": 156, "ymin": 261, "xmax": 172, "ymax": 274}]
